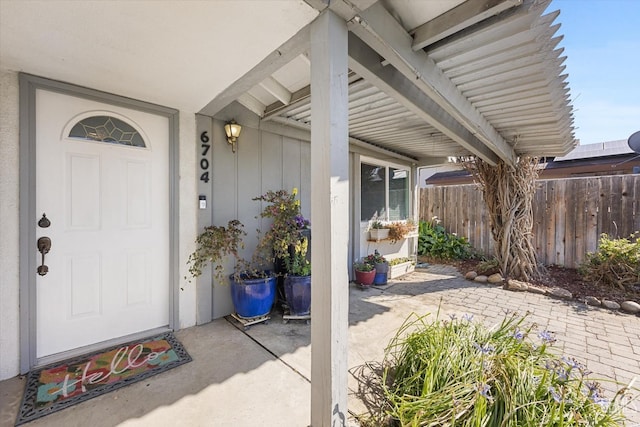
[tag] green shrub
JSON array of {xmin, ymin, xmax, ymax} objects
[
  {"xmin": 379, "ymin": 312, "xmax": 635, "ymax": 426},
  {"xmin": 579, "ymin": 232, "xmax": 640, "ymax": 289},
  {"xmin": 418, "ymin": 217, "xmax": 472, "ymax": 260}
]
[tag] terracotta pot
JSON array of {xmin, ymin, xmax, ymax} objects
[{"xmin": 354, "ymin": 269, "xmax": 375, "ymax": 286}]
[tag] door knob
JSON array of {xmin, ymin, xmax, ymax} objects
[{"xmin": 37, "ymin": 236, "xmax": 51, "ymax": 276}]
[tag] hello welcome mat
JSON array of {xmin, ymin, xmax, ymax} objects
[{"xmin": 15, "ymin": 332, "xmax": 191, "ymax": 426}]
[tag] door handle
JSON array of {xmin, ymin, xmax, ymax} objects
[{"xmin": 37, "ymin": 236, "xmax": 51, "ymax": 276}]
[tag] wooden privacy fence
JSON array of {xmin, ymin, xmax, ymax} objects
[{"xmin": 419, "ymin": 175, "xmax": 640, "ymax": 269}]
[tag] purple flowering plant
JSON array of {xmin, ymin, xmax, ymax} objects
[
  {"xmin": 253, "ymin": 188, "xmax": 311, "ymax": 276},
  {"xmin": 377, "ymin": 311, "xmax": 637, "ymax": 426}
]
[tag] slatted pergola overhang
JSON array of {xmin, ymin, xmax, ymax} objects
[
  {"xmin": 199, "ymin": 0, "xmax": 575, "ymax": 425},
  {"xmin": 202, "ymin": 0, "xmax": 576, "ymax": 166}
]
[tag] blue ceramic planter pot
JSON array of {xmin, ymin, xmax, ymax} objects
[
  {"xmin": 374, "ymin": 262, "xmax": 388, "ymax": 285},
  {"xmin": 284, "ymin": 275, "xmax": 311, "ymax": 316},
  {"xmin": 230, "ymin": 273, "xmax": 277, "ymax": 318},
  {"xmin": 374, "ymin": 271, "xmax": 388, "ymax": 285}
]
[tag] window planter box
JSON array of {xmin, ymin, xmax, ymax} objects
[
  {"xmin": 369, "ymin": 229, "xmax": 390, "ymax": 241},
  {"xmin": 389, "ymin": 261, "xmax": 415, "ymax": 279}
]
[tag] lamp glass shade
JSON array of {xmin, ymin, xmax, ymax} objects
[{"xmin": 225, "ymin": 122, "xmax": 242, "ymax": 139}]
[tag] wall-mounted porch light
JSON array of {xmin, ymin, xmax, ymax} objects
[{"xmin": 224, "ymin": 120, "xmax": 242, "ymax": 153}]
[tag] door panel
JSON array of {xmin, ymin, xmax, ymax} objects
[
  {"xmin": 35, "ymin": 89, "xmax": 170, "ymax": 360},
  {"xmin": 67, "ymin": 153, "xmax": 101, "ymax": 229},
  {"xmin": 67, "ymin": 253, "xmax": 101, "ymax": 318}
]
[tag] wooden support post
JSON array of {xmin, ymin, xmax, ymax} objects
[{"xmin": 310, "ymin": 10, "xmax": 349, "ymax": 427}]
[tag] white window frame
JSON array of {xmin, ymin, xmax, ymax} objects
[{"xmin": 359, "ymin": 155, "xmax": 412, "ymax": 223}]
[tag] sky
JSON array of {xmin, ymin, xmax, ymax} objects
[{"xmin": 548, "ymin": 0, "xmax": 640, "ymax": 145}]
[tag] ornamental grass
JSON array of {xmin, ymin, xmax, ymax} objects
[{"xmin": 377, "ymin": 311, "xmax": 636, "ymax": 426}]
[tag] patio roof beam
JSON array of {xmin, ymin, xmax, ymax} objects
[
  {"xmin": 348, "ymin": 1, "xmax": 516, "ymax": 166},
  {"xmin": 348, "ymin": 33, "xmax": 500, "ymax": 165},
  {"xmin": 259, "ymin": 76, "xmax": 292, "ymax": 105},
  {"xmin": 411, "ymin": 0, "xmax": 522, "ymax": 50},
  {"xmin": 198, "ymin": 25, "xmax": 310, "ymax": 117},
  {"xmin": 237, "ymin": 93, "xmax": 266, "ymax": 117}
]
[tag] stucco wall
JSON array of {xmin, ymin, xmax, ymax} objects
[
  {"xmin": 0, "ymin": 69, "xmax": 20, "ymax": 380},
  {"xmin": 178, "ymin": 111, "xmax": 198, "ymax": 329}
]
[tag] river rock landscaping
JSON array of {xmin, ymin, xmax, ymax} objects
[{"xmin": 456, "ymin": 260, "xmax": 640, "ymax": 316}]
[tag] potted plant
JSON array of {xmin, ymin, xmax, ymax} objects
[
  {"xmin": 368, "ymin": 219, "xmax": 390, "ymax": 241},
  {"xmin": 253, "ymin": 188, "xmax": 311, "ymax": 314},
  {"xmin": 282, "ymin": 237, "xmax": 312, "ymax": 316},
  {"xmin": 228, "ymin": 270, "xmax": 277, "ymax": 319},
  {"xmin": 388, "ymin": 257, "xmax": 416, "ymax": 279},
  {"xmin": 354, "ymin": 262, "xmax": 376, "ymax": 287},
  {"xmin": 365, "ymin": 250, "xmax": 388, "ymax": 285},
  {"xmin": 388, "ymin": 221, "xmax": 415, "ymax": 243},
  {"xmin": 187, "ymin": 219, "xmax": 277, "ymax": 319}
]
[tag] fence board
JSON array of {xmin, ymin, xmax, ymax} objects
[
  {"xmin": 436, "ymin": 186, "xmax": 444, "ymax": 223},
  {"xmin": 554, "ymin": 181, "xmax": 566, "ymax": 266},
  {"xmin": 632, "ymin": 177, "xmax": 640, "ymax": 233},
  {"xmin": 460, "ymin": 187, "xmax": 469, "ymax": 241},
  {"xmin": 564, "ymin": 179, "xmax": 577, "ymax": 268},
  {"xmin": 456, "ymin": 186, "xmax": 464, "ymax": 236},
  {"xmin": 420, "ymin": 175, "xmax": 639, "ymax": 268},
  {"xmin": 599, "ymin": 177, "xmax": 613, "ymax": 237},
  {"xmin": 446, "ymin": 186, "xmax": 454, "ymax": 234},
  {"xmin": 468, "ymin": 190, "xmax": 479, "ymax": 253},
  {"xmin": 545, "ymin": 181, "xmax": 556, "ymax": 265},
  {"xmin": 584, "ymin": 178, "xmax": 600, "ymax": 255},
  {"xmin": 620, "ymin": 176, "xmax": 633, "ymax": 238},
  {"xmin": 609, "ymin": 176, "xmax": 622, "ymax": 238}
]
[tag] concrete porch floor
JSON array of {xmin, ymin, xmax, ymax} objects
[{"xmin": 1, "ymin": 264, "xmax": 639, "ymax": 427}]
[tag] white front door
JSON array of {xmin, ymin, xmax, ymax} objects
[{"xmin": 35, "ymin": 89, "xmax": 170, "ymax": 361}]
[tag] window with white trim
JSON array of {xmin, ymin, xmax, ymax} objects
[{"xmin": 360, "ymin": 161, "xmax": 410, "ymax": 221}]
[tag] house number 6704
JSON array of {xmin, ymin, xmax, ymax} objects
[{"xmin": 200, "ymin": 131, "xmax": 210, "ymax": 183}]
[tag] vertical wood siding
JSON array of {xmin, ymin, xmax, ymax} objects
[
  {"xmin": 419, "ymin": 175, "xmax": 640, "ymax": 268},
  {"xmin": 209, "ymin": 120, "xmax": 311, "ymax": 319}
]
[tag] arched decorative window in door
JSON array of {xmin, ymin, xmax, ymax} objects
[{"xmin": 68, "ymin": 115, "xmax": 146, "ymax": 147}]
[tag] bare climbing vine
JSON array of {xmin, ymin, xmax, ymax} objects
[{"xmin": 460, "ymin": 156, "xmax": 542, "ymax": 281}]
